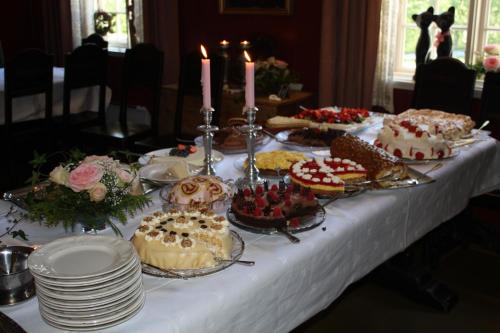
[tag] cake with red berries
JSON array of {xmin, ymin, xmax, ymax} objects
[
  {"xmin": 289, "ymin": 157, "xmax": 367, "ymax": 194},
  {"xmin": 230, "ymin": 181, "xmax": 319, "ymax": 229},
  {"xmin": 330, "ymin": 135, "xmax": 408, "ymax": 180},
  {"xmin": 375, "ymin": 119, "xmax": 452, "ymax": 160}
]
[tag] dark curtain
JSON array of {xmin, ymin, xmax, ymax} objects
[
  {"xmin": 142, "ymin": 0, "xmax": 180, "ymax": 84},
  {"xmin": 32, "ymin": 0, "xmax": 73, "ymax": 66},
  {"xmin": 319, "ymin": 0, "xmax": 382, "ymax": 108}
]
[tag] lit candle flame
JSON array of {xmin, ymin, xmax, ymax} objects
[
  {"xmin": 200, "ymin": 45, "xmax": 208, "ymax": 59},
  {"xmin": 244, "ymin": 50, "xmax": 252, "ymax": 62}
]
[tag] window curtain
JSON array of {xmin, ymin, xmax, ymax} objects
[
  {"xmin": 32, "ymin": 0, "xmax": 73, "ymax": 66},
  {"xmin": 318, "ymin": 0, "xmax": 382, "ymax": 108},
  {"xmin": 142, "ymin": 0, "xmax": 179, "ymax": 85},
  {"xmin": 372, "ymin": 0, "xmax": 400, "ymax": 113}
]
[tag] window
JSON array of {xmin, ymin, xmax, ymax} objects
[
  {"xmin": 394, "ymin": 0, "xmax": 500, "ymax": 76},
  {"xmin": 70, "ymin": 0, "xmax": 143, "ymax": 52}
]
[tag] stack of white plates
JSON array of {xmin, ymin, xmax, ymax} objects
[{"xmin": 28, "ymin": 235, "xmax": 144, "ymax": 331}]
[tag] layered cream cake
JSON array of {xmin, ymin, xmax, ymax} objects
[
  {"xmin": 289, "ymin": 157, "xmax": 367, "ymax": 194},
  {"xmin": 132, "ymin": 210, "xmax": 233, "ymax": 269},
  {"xmin": 375, "ymin": 119, "xmax": 453, "ymax": 160},
  {"xmin": 386, "ymin": 109, "xmax": 475, "ymax": 140}
]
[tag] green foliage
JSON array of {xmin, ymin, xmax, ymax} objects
[{"xmin": 26, "ymin": 184, "xmax": 150, "ymax": 237}]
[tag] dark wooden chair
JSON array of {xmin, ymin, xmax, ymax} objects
[
  {"xmin": 61, "ymin": 44, "xmax": 107, "ymax": 132},
  {"xmin": 82, "ymin": 33, "xmax": 108, "ymax": 50},
  {"xmin": 134, "ymin": 51, "xmax": 225, "ymax": 151},
  {"xmin": 81, "ymin": 43, "xmax": 163, "ymax": 151},
  {"xmin": 2, "ymin": 49, "xmax": 54, "ymax": 189},
  {"xmin": 480, "ymin": 71, "xmax": 500, "ymax": 122},
  {"xmin": 412, "ymin": 57, "xmax": 476, "ymax": 115},
  {"xmin": 0, "ymin": 40, "xmax": 4, "ymax": 67}
]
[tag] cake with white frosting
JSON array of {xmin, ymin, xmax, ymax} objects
[
  {"xmin": 132, "ymin": 210, "xmax": 233, "ymax": 269},
  {"xmin": 289, "ymin": 157, "xmax": 367, "ymax": 194},
  {"xmin": 375, "ymin": 119, "xmax": 452, "ymax": 160}
]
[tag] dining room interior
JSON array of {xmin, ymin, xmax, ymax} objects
[{"xmin": 0, "ymin": 0, "xmax": 500, "ymax": 332}]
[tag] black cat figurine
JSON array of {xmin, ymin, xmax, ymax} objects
[
  {"xmin": 412, "ymin": 7, "xmax": 434, "ymax": 67},
  {"xmin": 434, "ymin": 6, "xmax": 455, "ymax": 57}
]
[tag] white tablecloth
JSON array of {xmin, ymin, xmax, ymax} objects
[
  {"xmin": 1, "ymin": 119, "xmax": 500, "ymax": 333},
  {"xmin": 0, "ymin": 68, "xmax": 112, "ymax": 125}
]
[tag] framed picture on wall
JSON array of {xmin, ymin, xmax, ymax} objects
[{"xmin": 219, "ymin": 0, "xmax": 292, "ymax": 15}]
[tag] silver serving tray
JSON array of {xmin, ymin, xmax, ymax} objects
[
  {"xmin": 227, "ymin": 205, "xmax": 326, "ymax": 235},
  {"xmin": 374, "ymin": 167, "xmax": 434, "ymax": 189}
]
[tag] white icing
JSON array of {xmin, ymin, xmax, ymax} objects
[
  {"xmin": 312, "ymin": 178, "xmax": 320, "ymax": 182},
  {"xmin": 333, "ymin": 157, "xmax": 341, "ymax": 163},
  {"xmin": 303, "ymin": 174, "xmax": 312, "ymax": 180}
]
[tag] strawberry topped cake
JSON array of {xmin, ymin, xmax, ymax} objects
[
  {"xmin": 231, "ymin": 181, "xmax": 319, "ymax": 229},
  {"xmin": 293, "ymin": 107, "xmax": 370, "ymax": 124},
  {"xmin": 289, "ymin": 157, "xmax": 367, "ymax": 194},
  {"xmin": 375, "ymin": 119, "xmax": 452, "ymax": 160}
]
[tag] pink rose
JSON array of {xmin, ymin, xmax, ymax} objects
[
  {"xmin": 82, "ymin": 155, "xmax": 114, "ymax": 164},
  {"xmin": 483, "ymin": 56, "xmax": 500, "ymax": 72},
  {"xmin": 484, "ymin": 44, "xmax": 500, "ymax": 56},
  {"xmin": 117, "ymin": 169, "xmax": 133, "ymax": 183},
  {"xmin": 274, "ymin": 59, "xmax": 288, "ymax": 69},
  {"xmin": 89, "ymin": 182, "xmax": 107, "ymax": 202},
  {"xmin": 68, "ymin": 163, "xmax": 104, "ymax": 192}
]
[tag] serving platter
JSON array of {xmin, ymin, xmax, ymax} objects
[
  {"xmin": 227, "ymin": 205, "xmax": 326, "ymax": 235},
  {"xmin": 138, "ymin": 147, "xmax": 224, "ymax": 166},
  {"xmin": 139, "ymin": 230, "xmax": 245, "ymax": 279}
]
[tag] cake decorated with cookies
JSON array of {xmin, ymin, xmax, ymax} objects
[
  {"xmin": 230, "ymin": 181, "xmax": 319, "ymax": 229},
  {"xmin": 289, "ymin": 157, "xmax": 367, "ymax": 194},
  {"xmin": 375, "ymin": 119, "xmax": 452, "ymax": 160},
  {"xmin": 132, "ymin": 210, "xmax": 233, "ymax": 269},
  {"xmin": 167, "ymin": 175, "xmax": 232, "ymax": 210}
]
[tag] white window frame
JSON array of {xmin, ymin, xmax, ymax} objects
[
  {"xmin": 394, "ymin": 0, "xmax": 500, "ymax": 80},
  {"xmin": 95, "ymin": 0, "xmax": 129, "ymax": 50}
]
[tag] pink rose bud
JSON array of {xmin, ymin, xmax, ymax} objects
[
  {"xmin": 68, "ymin": 163, "xmax": 104, "ymax": 192},
  {"xmin": 483, "ymin": 56, "xmax": 500, "ymax": 72}
]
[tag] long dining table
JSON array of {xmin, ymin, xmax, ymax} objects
[
  {"xmin": 0, "ymin": 67, "xmax": 112, "ymax": 125},
  {"xmin": 1, "ymin": 117, "xmax": 500, "ymax": 333}
]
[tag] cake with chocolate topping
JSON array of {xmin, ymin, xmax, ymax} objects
[
  {"xmin": 213, "ymin": 126, "xmax": 264, "ymax": 151},
  {"xmin": 287, "ymin": 127, "xmax": 345, "ymax": 147},
  {"xmin": 330, "ymin": 134, "xmax": 408, "ymax": 180},
  {"xmin": 132, "ymin": 210, "xmax": 233, "ymax": 269},
  {"xmin": 289, "ymin": 157, "xmax": 367, "ymax": 194},
  {"xmin": 230, "ymin": 181, "xmax": 319, "ymax": 229}
]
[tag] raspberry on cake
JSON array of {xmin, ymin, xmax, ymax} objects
[
  {"xmin": 231, "ymin": 181, "xmax": 319, "ymax": 229},
  {"xmin": 375, "ymin": 119, "xmax": 452, "ymax": 160}
]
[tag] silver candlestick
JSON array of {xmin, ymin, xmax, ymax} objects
[
  {"xmin": 236, "ymin": 106, "xmax": 263, "ymax": 189},
  {"xmin": 197, "ymin": 106, "xmax": 219, "ymax": 176}
]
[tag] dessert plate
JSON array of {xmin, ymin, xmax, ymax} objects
[
  {"xmin": 274, "ymin": 130, "xmax": 332, "ymax": 152},
  {"xmin": 28, "ymin": 235, "xmax": 135, "ymax": 279},
  {"xmin": 227, "ymin": 206, "xmax": 326, "ymax": 235},
  {"xmin": 139, "ymin": 147, "xmax": 224, "ymax": 166},
  {"xmin": 194, "ymin": 134, "xmax": 271, "ymax": 154},
  {"xmin": 139, "ymin": 230, "xmax": 245, "ymax": 279}
]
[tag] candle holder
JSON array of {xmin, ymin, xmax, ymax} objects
[
  {"xmin": 236, "ymin": 106, "xmax": 263, "ymax": 189},
  {"xmin": 197, "ymin": 106, "xmax": 219, "ymax": 176}
]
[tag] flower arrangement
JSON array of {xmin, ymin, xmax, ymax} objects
[
  {"xmin": 471, "ymin": 44, "xmax": 500, "ymax": 77},
  {"xmin": 254, "ymin": 56, "xmax": 299, "ymax": 96},
  {"xmin": 26, "ymin": 153, "xmax": 150, "ymax": 236}
]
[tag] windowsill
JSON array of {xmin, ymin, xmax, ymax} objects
[
  {"xmin": 108, "ymin": 46, "xmax": 127, "ymax": 55},
  {"xmin": 393, "ymin": 73, "xmax": 484, "ymax": 99}
]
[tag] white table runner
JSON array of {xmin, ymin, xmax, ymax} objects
[{"xmin": 1, "ymin": 119, "xmax": 499, "ymax": 333}]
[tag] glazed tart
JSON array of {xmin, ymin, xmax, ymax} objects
[{"xmin": 168, "ymin": 175, "xmax": 231, "ymax": 209}]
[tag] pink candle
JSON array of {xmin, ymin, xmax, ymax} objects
[
  {"xmin": 244, "ymin": 51, "xmax": 255, "ymax": 108},
  {"xmin": 200, "ymin": 45, "xmax": 211, "ymax": 109}
]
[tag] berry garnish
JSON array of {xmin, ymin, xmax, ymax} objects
[
  {"xmin": 189, "ymin": 146, "xmax": 197, "ymax": 153},
  {"xmin": 272, "ymin": 207, "xmax": 282, "ymax": 217},
  {"xmin": 271, "ymin": 184, "xmax": 278, "ymax": 191},
  {"xmin": 243, "ymin": 188, "xmax": 251, "ymax": 197},
  {"xmin": 256, "ymin": 185, "xmax": 264, "ymax": 195},
  {"xmin": 415, "ymin": 152, "xmax": 424, "ymax": 160},
  {"xmin": 415, "ymin": 130, "xmax": 423, "ymax": 138},
  {"xmin": 393, "ymin": 149, "xmax": 402, "ymax": 158},
  {"xmin": 178, "ymin": 144, "xmax": 186, "ymax": 150},
  {"xmin": 289, "ymin": 217, "xmax": 300, "ymax": 228},
  {"xmin": 437, "ymin": 150, "xmax": 444, "ymax": 159},
  {"xmin": 255, "ymin": 196, "xmax": 266, "ymax": 207},
  {"xmin": 285, "ymin": 199, "xmax": 292, "ymax": 207},
  {"xmin": 253, "ymin": 207, "xmax": 262, "ymax": 217}
]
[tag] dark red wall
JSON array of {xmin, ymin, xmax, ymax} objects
[{"xmin": 178, "ymin": 0, "xmax": 322, "ymax": 94}]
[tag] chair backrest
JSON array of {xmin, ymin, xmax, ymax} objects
[
  {"xmin": 4, "ymin": 49, "xmax": 54, "ymax": 134},
  {"xmin": 174, "ymin": 51, "xmax": 226, "ymax": 142},
  {"xmin": 82, "ymin": 33, "xmax": 108, "ymax": 50},
  {"xmin": 412, "ymin": 57, "xmax": 476, "ymax": 115},
  {"xmin": 480, "ymin": 71, "xmax": 500, "ymax": 119},
  {"xmin": 63, "ymin": 44, "xmax": 107, "ymax": 125},
  {"xmin": 0, "ymin": 40, "xmax": 4, "ymax": 67},
  {"xmin": 119, "ymin": 43, "xmax": 164, "ymax": 135}
]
